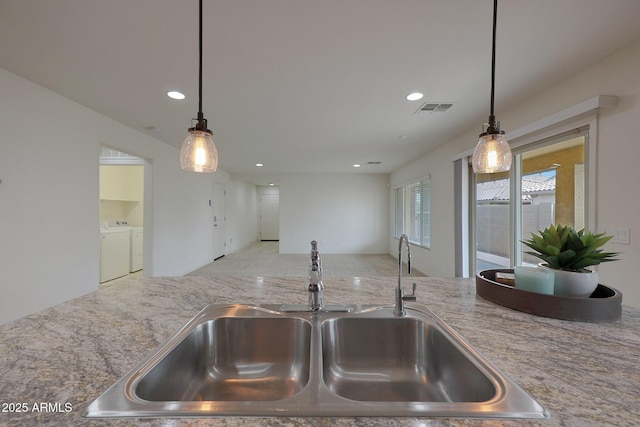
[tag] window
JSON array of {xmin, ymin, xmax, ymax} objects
[
  {"xmin": 395, "ymin": 177, "xmax": 431, "ymax": 248},
  {"xmin": 517, "ymin": 135, "xmax": 586, "ymax": 266}
]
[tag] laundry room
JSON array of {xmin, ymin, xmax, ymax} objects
[{"xmin": 99, "ymin": 148, "xmax": 144, "ymax": 283}]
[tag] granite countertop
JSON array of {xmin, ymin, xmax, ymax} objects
[{"xmin": 0, "ymin": 275, "xmax": 638, "ymax": 426}]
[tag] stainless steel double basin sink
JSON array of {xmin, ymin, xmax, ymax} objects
[{"xmin": 84, "ymin": 303, "xmax": 549, "ymax": 419}]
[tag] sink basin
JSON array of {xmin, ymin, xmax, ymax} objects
[
  {"xmin": 84, "ymin": 303, "xmax": 549, "ymax": 419},
  {"xmin": 322, "ymin": 317, "xmax": 495, "ymax": 402},
  {"xmin": 136, "ymin": 317, "xmax": 311, "ymax": 402}
]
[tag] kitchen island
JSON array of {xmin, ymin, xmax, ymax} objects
[{"xmin": 0, "ymin": 275, "xmax": 638, "ymax": 426}]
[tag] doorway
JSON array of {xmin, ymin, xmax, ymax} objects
[
  {"xmin": 213, "ymin": 181, "xmax": 226, "ymax": 260},
  {"xmin": 99, "ymin": 147, "xmax": 146, "ymax": 283},
  {"xmin": 259, "ymin": 187, "xmax": 280, "ymax": 241}
]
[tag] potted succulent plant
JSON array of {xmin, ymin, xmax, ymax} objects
[{"xmin": 521, "ymin": 224, "xmax": 619, "ymax": 297}]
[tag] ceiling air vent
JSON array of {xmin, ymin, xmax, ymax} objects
[
  {"xmin": 414, "ymin": 102, "xmax": 453, "ymax": 114},
  {"xmin": 367, "ymin": 161, "xmax": 382, "ymax": 165}
]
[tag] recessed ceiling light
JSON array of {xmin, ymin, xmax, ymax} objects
[
  {"xmin": 406, "ymin": 92, "xmax": 424, "ymax": 101},
  {"xmin": 256, "ymin": 163, "xmax": 263, "ymax": 167},
  {"xmin": 268, "ymin": 183, "xmax": 275, "ymax": 186},
  {"xmin": 167, "ymin": 91, "xmax": 185, "ymax": 100},
  {"xmin": 353, "ymin": 164, "xmax": 361, "ymax": 168}
]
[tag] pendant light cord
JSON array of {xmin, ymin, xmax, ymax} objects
[
  {"xmin": 198, "ymin": 0, "xmax": 203, "ymax": 116},
  {"xmin": 489, "ymin": 0, "xmax": 498, "ymax": 123}
]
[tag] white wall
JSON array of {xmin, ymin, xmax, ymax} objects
[
  {"xmin": 280, "ymin": 174, "xmax": 389, "ymax": 254},
  {"xmin": 390, "ymin": 149, "xmax": 457, "ymax": 276},
  {"xmin": 0, "ymin": 68, "xmax": 99, "ymax": 325},
  {"xmin": 390, "ymin": 39, "xmax": 640, "ymax": 308},
  {"xmin": 0, "ymin": 67, "xmax": 227, "ymax": 323},
  {"xmin": 225, "ymin": 179, "xmax": 259, "ymax": 253},
  {"xmin": 257, "ymin": 185, "xmax": 280, "ymax": 197}
]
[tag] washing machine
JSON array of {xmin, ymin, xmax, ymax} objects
[
  {"xmin": 99, "ymin": 221, "xmax": 131, "ymax": 283},
  {"xmin": 130, "ymin": 227, "xmax": 143, "ymax": 272}
]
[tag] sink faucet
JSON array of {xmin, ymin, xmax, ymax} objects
[
  {"xmin": 281, "ymin": 240, "xmax": 350, "ymax": 313},
  {"xmin": 394, "ymin": 234, "xmax": 416, "ymax": 316},
  {"xmin": 307, "ymin": 240, "xmax": 324, "ymax": 311}
]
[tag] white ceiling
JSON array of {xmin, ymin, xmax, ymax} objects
[{"xmin": 2, "ymin": 0, "xmax": 640, "ymax": 183}]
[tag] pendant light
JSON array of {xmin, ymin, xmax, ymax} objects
[
  {"xmin": 180, "ymin": 0, "xmax": 218, "ymax": 173},
  {"xmin": 472, "ymin": 0, "xmax": 512, "ymax": 174}
]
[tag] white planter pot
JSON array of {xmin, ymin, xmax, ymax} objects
[{"xmin": 538, "ymin": 263, "xmax": 599, "ymax": 297}]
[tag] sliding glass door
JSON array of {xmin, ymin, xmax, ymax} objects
[
  {"xmin": 475, "ymin": 171, "xmax": 511, "ymax": 270},
  {"xmin": 473, "ymin": 131, "xmax": 588, "ymax": 273}
]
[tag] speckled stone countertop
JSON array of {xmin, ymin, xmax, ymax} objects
[{"xmin": 0, "ymin": 276, "xmax": 639, "ymax": 426}]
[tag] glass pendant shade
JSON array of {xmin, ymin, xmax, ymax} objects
[
  {"xmin": 472, "ymin": 132, "xmax": 512, "ymax": 174},
  {"xmin": 180, "ymin": 129, "xmax": 218, "ymax": 173}
]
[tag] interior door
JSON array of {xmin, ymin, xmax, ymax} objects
[
  {"xmin": 213, "ymin": 181, "xmax": 226, "ymax": 259},
  {"xmin": 260, "ymin": 194, "xmax": 280, "ymax": 241}
]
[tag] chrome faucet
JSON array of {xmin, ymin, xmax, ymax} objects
[
  {"xmin": 394, "ymin": 234, "xmax": 416, "ymax": 316},
  {"xmin": 281, "ymin": 240, "xmax": 350, "ymax": 313},
  {"xmin": 307, "ymin": 240, "xmax": 324, "ymax": 311}
]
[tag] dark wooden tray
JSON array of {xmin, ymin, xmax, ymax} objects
[{"xmin": 476, "ymin": 269, "xmax": 622, "ymax": 322}]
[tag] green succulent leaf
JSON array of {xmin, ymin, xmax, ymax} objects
[
  {"xmin": 556, "ymin": 250, "xmax": 576, "ymax": 266},
  {"xmin": 546, "ymin": 245, "xmax": 560, "ymax": 256},
  {"xmin": 520, "ymin": 224, "xmax": 620, "ymax": 271}
]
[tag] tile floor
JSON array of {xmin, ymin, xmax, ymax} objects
[{"xmin": 187, "ymin": 241, "xmax": 425, "ymax": 277}]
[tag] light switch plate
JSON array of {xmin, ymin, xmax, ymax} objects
[{"xmin": 608, "ymin": 227, "xmax": 630, "ymax": 245}]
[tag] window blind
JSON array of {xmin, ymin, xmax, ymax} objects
[{"xmin": 394, "ymin": 177, "xmax": 431, "ymax": 248}]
